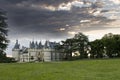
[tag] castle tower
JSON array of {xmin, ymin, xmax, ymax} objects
[
  {"xmin": 43, "ymin": 40, "xmax": 53, "ymax": 62},
  {"xmin": 44, "ymin": 40, "xmax": 51, "ymax": 49},
  {"xmin": 31, "ymin": 41, "xmax": 35, "ymax": 49},
  {"xmin": 12, "ymin": 40, "xmax": 20, "ymax": 61},
  {"xmin": 38, "ymin": 41, "xmax": 43, "ymax": 49},
  {"xmin": 35, "ymin": 41, "xmax": 39, "ymax": 49}
]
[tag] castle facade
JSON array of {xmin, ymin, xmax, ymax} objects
[{"xmin": 12, "ymin": 40, "xmax": 62, "ymax": 62}]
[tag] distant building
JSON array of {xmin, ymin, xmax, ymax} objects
[{"xmin": 12, "ymin": 40, "xmax": 62, "ymax": 62}]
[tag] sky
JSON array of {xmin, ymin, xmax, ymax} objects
[{"xmin": 0, "ymin": 0, "xmax": 120, "ymax": 56}]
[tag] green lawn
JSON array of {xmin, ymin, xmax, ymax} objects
[{"xmin": 0, "ymin": 59, "xmax": 120, "ymax": 80}]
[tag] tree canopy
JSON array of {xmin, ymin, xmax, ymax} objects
[
  {"xmin": 0, "ymin": 9, "xmax": 9, "ymax": 62},
  {"xmin": 56, "ymin": 32, "xmax": 120, "ymax": 60},
  {"xmin": 102, "ymin": 33, "xmax": 120, "ymax": 58},
  {"xmin": 56, "ymin": 32, "xmax": 89, "ymax": 60}
]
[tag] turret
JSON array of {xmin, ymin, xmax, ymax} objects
[
  {"xmin": 31, "ymin": 41, "xmax": 35, "ymax": 49},
  {"xmin": 13, "ymin": 40, "xmax": 20, "ymax": 50},
  {"xmin": 44, "ymin": 40, "xmax": 51, "ymax": 49},
  {"xmin": 38, "ymin": 41, "xmax": 43, "ymax": 49},
  {"xmin": 35, "ymin": 41, "xmax": 39, "ymax": 49},
  {"xmin": 12, "ymin": 40, "xmax": 20, "ymax": 61}
]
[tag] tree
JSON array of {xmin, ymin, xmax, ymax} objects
[
  {"xmin": 90, "ymin": 39, "xmax": 104, "ymax": 58},
  {"xmin": 0, "ymin": 9, "xmax": 9, "ymax": 62},
  {"xmin": 56, "ymin": 32, "xmax": 89, "ymax": 60},
  {"xmin": 56, "ymin": 38, "xmax": 74, "ymax": 60},
  {"xmin": 113, "ymin": 35, "xmax": 120, "ymax": 57},
  {"xmin": 102, "ymin": 33, "xmax": 120, "ymax": 58},
  {"xmin": 73, "ymin": 32, "xmax": 89, "ymax": 59},
  {"xmin": 62, "ymin": 38, "xmax": 75, "ymax": 60}
]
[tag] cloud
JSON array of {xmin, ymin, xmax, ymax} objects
[
  {"xmin": 68, "ymin": 31, "xmax": 76, "ymax": 35},
  {"xmin": 0, "ymin": 0, "xmax": 118, "ymax": 40},
  {"xmin": 80, "ymin": 20, "xmax": 91, "ymax": 23},
  {"xmin": 59, "ymin": 28, "xmax": 66, "ymax": 31},
  {"xmin": 109, "ymin": 0, "xmax": 120, "ymax": 4}
]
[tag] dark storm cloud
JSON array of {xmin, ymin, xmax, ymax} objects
[
  {"xmin": 0, "ymin": 0, "xmax": 115, "ymax": 39},
  {"xmin": 0, "ymin": 0, "xmax": 75, "ymax": 6}
]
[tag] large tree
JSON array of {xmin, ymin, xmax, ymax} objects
[
  {"xmin": 55, "ymin": 38, "xmax": 74, "ymax": 60},
  {"xmin": 73, "ymin": 32, "xmax": 89, "ymax": 59},
  {"xmin": 61, "ymin": 38, "xmax": 75, "ymax": 60},
  {"xmin": 90, "ymin": 39, "xmax": 104, "ymax": 58},
  {"xmin": 102, "ymin": 33, "xmax": 120, "ymax": 58},
  {"xmin": 0, "ymin": 9, "xmax": 9, "ymax": 62},
  {"xmin": 56, "ymin": 32, "xmax": 89, "ymax": 60}
]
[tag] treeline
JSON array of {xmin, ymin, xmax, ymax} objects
[{"xmin": 56, "ymin": 33, "xmax": 120, "ymax": 60}]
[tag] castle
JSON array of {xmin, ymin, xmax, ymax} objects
[{"xmin": 12, "ymin": 40, "xmax": 62, "ymax": 62}]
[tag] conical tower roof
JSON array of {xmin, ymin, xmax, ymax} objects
[{"xmin": 13, "ymin": 40, "xmax": 20, "ymax": 49}]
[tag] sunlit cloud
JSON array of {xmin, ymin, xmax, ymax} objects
[
  {"xmin": 34, "ymin": 5, "xmax": 56, "ymax": 11},
  {"xmin": 58, "ymin": 2, "xmax": 72, "ymax": 11},
  {"xmin": 68, "ymin": 31, "xmax": 76, "ymax": 35},
  {"xmin": 80, "ymin": 20, "xmax": 91, "ymax": 23},
  {"xmin": 109, "ymin": 0, "xmax": 120, "ymax": 4},
  {"xmin": 59, "ymin": 28, "xmax": 66, "ymax": 31}
]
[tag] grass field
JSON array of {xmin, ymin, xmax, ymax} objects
[{"xmin": 0, "ymin": 59, "xmax": 120, "ymax": 80}]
